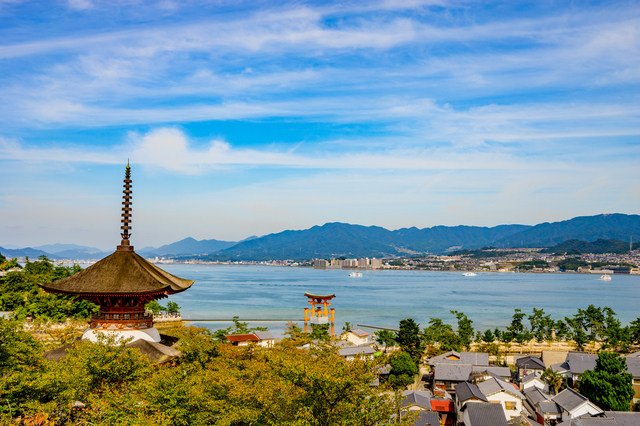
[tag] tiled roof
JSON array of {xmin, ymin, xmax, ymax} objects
[
  {"xmin": 464, "ymin": 402, "xmax": 508, "ymax": 426},
  {"xmin": 461, "ymin": 352, "xmax": 489, "ymax": 366},
  {"xmin": 551, "ymin": 361, "xmax": 570, "ymax": 373},
  {"xmin": 413, "ymin": 411, "xmax": 440, "ymax": 426},
  {"xmin": 225, "ymin": 334, "xmax": 260, "ymax": 342},
  {"xmin": 516, "ymin": 356, "xmax": 546, "ymax": 370},
  {"xmin": 473, "ymin": 365, "xmax": 512, "ymax": 378},
  {"xmin": 552, "ymin": 388, "xmax": 589, "ymax": 412},
  {"xmin": 604, "ymin": 411, "xmax": 640, "ymax": 426},
  {"xmin": 624, "ymin": 357, "xmax": 640, "ymax": 377},
  {"xmin": 433, "ymin": 363, "xmax": 473, "ymax": 381},
  {"xmin": 566, "ymin": 353, "xmax": 598, "ymax": 375},
  {"xmin": 338, "ymin": 346, "xmax": 376, "ymax": 357},
  {"xmin": 524, "ymin": 387, "xmax": 551, "ymax": 407},
  {"xmin": 254, "ymin": 331, "xmax": 274, "ymax": 340},
  {"xmin": 455, "ymin": 382, "xmax": 488, "ymax": 403},
  {"xmin": 401, "ymin": 390, "xmax": 432, "ymax": 409},
  {"xmin": 478, "ymin": 377, "xmax": 523, "ymax": 399},
  {"xmin": 538, "ymin": 401, "xmax": 561, "ymax": 414},
  {"xmin": 349, "ymin": 328, "xmax": 369, "ymax": 337}
]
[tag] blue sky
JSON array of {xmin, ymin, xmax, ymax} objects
[{"xmin": 1, "ymin": 0, "xmax": 639, "ymax": 250}]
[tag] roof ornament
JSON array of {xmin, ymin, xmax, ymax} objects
[{"xmin": 117, "ymin": 162, "xmax": 134, "ymax": 251}]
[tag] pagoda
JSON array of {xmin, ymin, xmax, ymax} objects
[{"xmin": 39, "ymin": 164, "xmax": 194, "ymax": 343}]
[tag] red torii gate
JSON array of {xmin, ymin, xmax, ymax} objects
[{"xmin": 303, "ymin": 292, "xmax": 336, "ymax": 336}]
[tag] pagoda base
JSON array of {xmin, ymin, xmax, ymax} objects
[{"xmin": 82, "ymin": 327, "xmax": 161, "ymax": 343}]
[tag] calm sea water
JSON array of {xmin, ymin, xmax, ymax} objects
[{"xmin": 145, "ymin": 265, "xmax": 640, "ymax": 338}]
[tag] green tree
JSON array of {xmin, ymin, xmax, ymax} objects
[
  {"xmin": 396, "ymin": 318, "xmax": 425, "ymax": 364},
  {"xmin": 482, "ymin": 329, "xmax": 495, "ymax": 343},
  {"xmin": 541, "ymin": 368, "xmax": 564, "ymax": 395},
  {"xmin": 145, "ymin": 300, "xmax": 165, "ymax": 314},
  {"xmin": 450, "ymin": 310, "xmax": 474, "ymax": 351},
  {"xmin": 388, "ymin": 351, "xmax": 418, "ymax": 389},
  {"xmin": 580, "ymin": 352, "xmax": 634, "ymax": 411},
  {"xmin": 529, "ymin": 308, "xmax": 554, "ymax": 342},
  {"xmin": 507, "ymin": 309, "xmax": 532, "ymax": 344},
  {"xmin": 423, "ymin": 318, "xmax": 459, "ymax": 352},
  {"xmin": 374, "ymin": 329, "xmax": 396, "ymax": 354},
  {"xmin": 166, "ymin": 301, "xmax": 181, "ymax": 314}
]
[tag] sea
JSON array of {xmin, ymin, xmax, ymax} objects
[{"xmin": 134, "ymin": 265, "xmax": 640, "ymax": 338}]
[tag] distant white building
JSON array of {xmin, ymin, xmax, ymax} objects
[{"xmin": 342, "ymin": 328, "xmax": 370, "ymax": 345}]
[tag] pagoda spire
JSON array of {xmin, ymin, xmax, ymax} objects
[{"xmin": 117, "ymin": 162, "xmax": 134, "ymax": 251}]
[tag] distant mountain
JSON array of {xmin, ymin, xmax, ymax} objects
[
  {"xmin": 495, "ymin": 214, "xmax": 640, "ymax": 248},
  {"xmin": 0, "ymin": 247, "xmax": 51, "ymax": 258},
  {"xmin": 0, "ymin": 244, "xmax": 21, "ymax": 249},
  {"xmin": 34, "ymin": 243, "xmax": 104, "ymax": 254},
  {"xmin": 539, "ymin": 238, "xmax": 640, "ymax": 255},
  {"xmin": 48, "ymin": 249, "xmax": 110, "ymax": 260},
  {"xmin": 206, "ymin": 222, "xmax": 531, "ymax": 261},
  {"xmin": 139, "ymin": 237, "xmax": 237, "ymax": 257}
]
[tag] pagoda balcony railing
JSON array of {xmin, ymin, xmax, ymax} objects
[{"xmin": 90, "ymin": 312, "xmax": 153, "ymax": 322}]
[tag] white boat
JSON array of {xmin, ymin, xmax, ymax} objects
[
  {"xmin": 462, "ymin": 272, "xmax": 477, "ymax": 277},
  {"xmin": 349, "ymin": 272, "xmax": 363, "ymax": 277},
  {"xmin": 600, "ymin": 274, "xmax": 612, "ymax": 281}
]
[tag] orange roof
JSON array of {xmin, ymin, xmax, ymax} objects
[{"xmin": 225, "ymin": 334, "xmax": 259, "ymax": 342}]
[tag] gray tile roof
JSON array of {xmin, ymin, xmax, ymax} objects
[
  {"xmin": 473, "ymin": 365, "xmax": 512, "ymax": 378},
  {"xmin": 524, "ymin": 387, "xmax": 551, "ymax": 407},
  {"xmin": 626, "ymin": 350, "xmax": 640, "ymax": 358},
  {"xmin": 461, "ymin": 352, "xmax": 489, "ymax": 366},
  {"xmin": 624, "ymin": 357, "xmax": 640, "ymax": 378},
  {"xmin": 566, "ymin": 353, "xmax": 598, "ymax": 375},
  {"xmin": 464, "ymin": 402, "xmax": 508, "ymax": 426},
  {"xmin": 455, "ymin": 381, "xmax": 488, "ymax": 403},
  {"xmin": 551, "ymin": 361, "xmax": 570, "ymax": 373},
  {"xmin": 338, "ymin": 346, "xmax": 376, "ymax": 357},
  {"xmin": 254, "ymin": 331, "xmax": 274, "ymax": 340},
  {"xmin": 413, "ymin": 411, "xmax": 440, "ymax": 426},
  {"xmin": 433, "ymin": 363, "xmax": 473, "ymax": 382},
  {"xmin": 604, "ymin": 411, "xmax": 640, "ymax": 426},
  {"xmin": 552, "ymin": 388, "xmax": 589, "ymax": 413},
  {"xmin": 522, "ymin": 372, "xmax": 543, "ymax": 383},
  {"xmin": 427, "ymin": 351, "xmax": 461, "ymax": 365},
  {"xmin": 516, "ymin": 355, "xmax": 546, "ymax": 370},
  {"xmin": 571, "ymin": 419, "xmax": 619, "ymax": 426},
  {"xmin": 477, "ymin": 377, "xmax": 524, "ymax": 399},
  {"xmin": 538, "ymin": 401, "xmax": 561, "ymax": 414},
  {"xmin": 401, "ymin": 390, "xmax": 432, "ymax": 409},
  {"xmin": 508, "ymin": 415, "xmax": 545, "ymax": 426},
  {"xmin": 349, "ymin": 328, "xmax": 369, "ymax": 337}
]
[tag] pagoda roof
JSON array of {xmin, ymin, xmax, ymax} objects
[{"xmin": 39, "ymin": 250, "xmax": 194, "ymax": 296}]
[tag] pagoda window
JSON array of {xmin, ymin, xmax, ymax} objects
[
  {"xmin": 134, "ymin": 313, "xmax": 138, "ymax": 319},
  {"xmin": 113, "ymin": 314, "xmax": 120, "ymax": 320},
  {"xmin": 105, "ymin": 314, "xmax": 110, "ymax": 319},
  {"xmin": 124, "ymin": 314, "xmax": 130, "ymax": 320}
]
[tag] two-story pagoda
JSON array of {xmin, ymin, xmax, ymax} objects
[{"xmin": 39, "ymin": 164, "xmax": 194, "ymax": 343}]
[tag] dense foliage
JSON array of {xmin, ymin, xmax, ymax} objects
[
  {"xmin": 540, "ymin": 238, "xmax": 635, "ymax": 255},
  {"xmin": 0, "ymin": 320, "xmax": 411, "ymax": 426},
  {"xmin": 579, "ymin": 352, "xmax": 634, "ymax": 411},
  {"xmin": 0, "ymin": 256, "xmax": 97, "ymax": 321}
]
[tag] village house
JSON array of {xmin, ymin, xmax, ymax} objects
[
  {"xmin": 342, "ymin": 328, "xmax": 370, "ymax": 345},
  {"xmin": 625, "ymin": 351, "xmax": 640, "ymax": 404},
  {"xmin": 521, "ymin": 372, "xmax": 550, "ymax": 393},
  {"xmin": 477, "ymin": 377, "xmax": 526, "ymax": 420},
  {"xmin": 224, "ymin": 331, "xmax": 275, "ymax": 347},
  {"xmin": 455, "ymin": 381, "xmax": 488, "ymax": 420},
  {"xmin": 460, "ymin": 401, "xmax": 509, "ymax": 426},
  {"xmin": 515, "ymin": 355, "xmax": 546, "ymax": 379},
  {"xmin": 337, "ymin": 345, "xmax": 376, "ymax": 360},
  {"xmin": 551, "ymin": 352, "xmax": 597, "ymax": 387},
  {"xmin": 551, "ymin": 388, "xmax": 603, "ymax": 422}
]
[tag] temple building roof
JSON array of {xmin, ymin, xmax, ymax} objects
[{"xmin": 39, "ymin": 250, "xmax": 194, "ymax": 296}]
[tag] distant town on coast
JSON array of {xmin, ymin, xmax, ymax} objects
[{"xmin": 2, "ymin": 213, "xmax": 640, "ymax": 275}]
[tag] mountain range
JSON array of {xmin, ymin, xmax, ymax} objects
[{"xmin": 2, "ymin": 213, "xmax": 639, "ymax": 261}]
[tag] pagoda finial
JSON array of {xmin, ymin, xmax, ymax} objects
[{"xmin": 117, "ymin": 163, "xmax": 134, "ymax": 251}]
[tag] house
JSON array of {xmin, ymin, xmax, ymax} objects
[
  {"xmin": 507, "ymin": 415, "xmax": 544, "ymax": 426},
  {"xmin": 225, "ymin": 331, "xmax": 275, "ymax": 347},
  {"xmin": 515, "ymin": 355, "xmax": 546, "ymax": 379},
  {"xmin": 402, "ymin": 411, "xmax": 440, "ymax": 426},
  {"xmin": 342, "ymin": 328, "xmax": 370, "ymax": 345},
  {"xmin": 400, "ymin": 390, "xmax": 454, "ymax": 425},
  {"xmin": 427, "ymin": 351, "xmax": 489, "ymax": 366},
  {"xmin": 477, "ymin": 377, "xmax": 525, "ymax": 420},
  {"xmin": 472, "ymin": 366, "xmax": 513, "ymax": 383},
  {"xmin": 523, "ymin": 387, "xmax": 561, "ymax": 426},
  {"xmin": 455, "ymin": 381, "xmax": 488, "ymax": 420},
  {"xmin": 461, "ymin": 401, "xmax": 509, "ymax": 426},
  {"xmin": 625, "ymin": 351, "xmax": 640, "ymax": 404},
  {"xmin": 521, "ymin": 372, "xmax": 550, "ymax": 393},
  {"xmin": 551, "ymin": 352, "xmax": 597, "ymax": 387},
  {"xmin": 337, "ymin": 345, "xmax": 376, "ymax": 360},
  {"xmin": 401, "ymin": 390, "xmax": 432, "ymax": 412},
  {"xmin": 551, "ymin": 388, "xmax": 603, "ymax": 422},
  {"xmin": 432, "ymin": 363, "xmax": 473, "ymax": 394}
]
